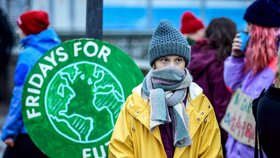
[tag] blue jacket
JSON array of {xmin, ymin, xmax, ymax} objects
[{"xmin": 1, "ymin": 28, "xmax": 61, "ymax": 141}]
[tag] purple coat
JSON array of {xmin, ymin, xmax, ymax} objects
[
  {"xmin": 223, "ymin": 56, "xmax": 277, "ymax": 158},
  {"xmin": 188, "ymin": 39, "xmax": 232, "ymax": 125}
]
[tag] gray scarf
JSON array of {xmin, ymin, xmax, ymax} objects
[{"xmin": 142, "ymin": 67, "xmax": 192, "ymax": 147}]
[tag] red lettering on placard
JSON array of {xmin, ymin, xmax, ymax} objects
[{"xmin": 245, "ymin": 123, "xmax": 255, "ymax": 143}]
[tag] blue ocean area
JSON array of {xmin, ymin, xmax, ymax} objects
[{"xmin": 104, "ymin": 7, "xmax": 247, "ymax": 31}]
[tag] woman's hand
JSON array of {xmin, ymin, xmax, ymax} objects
[
  {"xmin": 4, "ymin": 138, "xmax": 14, "ymax": 147},
  {"xmin": 231, "ymin": 33, "xmax": 244, "ymax": 57}
]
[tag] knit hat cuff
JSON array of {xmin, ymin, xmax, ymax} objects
[
  {"xmin": 149, "ymin": 43, "xmax": 190, "ymax": 66},
  {"xmin": 244, "ymin": 12, "xmax": 280, "ymax": 28}
]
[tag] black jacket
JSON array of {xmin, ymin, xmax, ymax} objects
[{"xmin": 252, "ymin": 85, "xmax": 280, "ymax": 158}]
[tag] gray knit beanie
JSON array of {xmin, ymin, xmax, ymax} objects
[{"xmin": 148, "ymin": 20, "xmax": 191, "ymax": 66}]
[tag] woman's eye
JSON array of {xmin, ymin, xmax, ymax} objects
[
  {"xmin": 176, "ymin": 59, "xmax": 183, "ymax": 63},
  {"xmin": 160, "ymin": 58, "xmax": 167, "ymax": 63}
]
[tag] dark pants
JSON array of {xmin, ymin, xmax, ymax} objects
[{"xmin": 3, "ymin": 134, "xmax": 48, "ymax": 158}]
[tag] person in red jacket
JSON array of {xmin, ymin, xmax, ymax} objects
[{"xmin": 188, "ymin": 17, "xmax": 237, "ymax": 157}]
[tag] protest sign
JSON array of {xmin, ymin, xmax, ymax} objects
[
  {"xmin": 22, "ymin": 39, "xmax": 144, "ymax": 158},
  {"xmin": 221, "ymin": 89, "xmax": 255, "ymax": 147}
]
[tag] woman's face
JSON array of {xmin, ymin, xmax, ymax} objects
[
  {"xmin": 245, "ymin": 23, "xmax": 252, "ymax": 34},
  {"xmin": 16, "ymin": 28, "xmax": 26, "ymax": 39},
  {"xmin": 153, "ymin": 55, "xmax": 186, "ymax": 70}
]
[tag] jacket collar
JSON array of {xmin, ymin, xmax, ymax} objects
[{"xmin": 127, "ymin": 82, "xmax": 208, "ymax": 136}]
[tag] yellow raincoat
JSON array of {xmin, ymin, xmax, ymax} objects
[{"xmin": 109, "ymin": 82, "xmax": 223, "ymax": 158}]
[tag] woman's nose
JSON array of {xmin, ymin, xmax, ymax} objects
[{"xmin": 169, "ymin": 61, "xmax": 176, "ymax": 67}]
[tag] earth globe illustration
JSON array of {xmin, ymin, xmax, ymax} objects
[{"xmin": 44, "ymin": 61, "xmax": 125, "ymax": 143}]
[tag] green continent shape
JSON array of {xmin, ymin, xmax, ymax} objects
[{"xmin": 46, "ymin": 62, "xmax": 124, "ymax": 143}]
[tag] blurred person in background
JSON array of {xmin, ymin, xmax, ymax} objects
[
  {"xmin": 1, "ymin": 10, "xmax": 61, "ymax": 158},
  {"xmin": 180, "ymin": 11, "xmax": 205, "ymax": 45},
  {"xmin": 0, "ymin": 8, "xmax": 14, "ymax": 104},
  {"xmin": 223, "ymin": 0, "xmax": 280, "ymax": 157},
  {"xmin": 188, "ymin": 17, "xmax": 237, "ymax": 157},
  {"xmin": 252, "ymin": 47, "xmax": 280, "ymax": 158}
]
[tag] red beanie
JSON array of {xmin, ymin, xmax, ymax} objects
[
  {"xmin": 16, "ymin": 10, "xmax": 50, "ymax": 35},
  {"xmin": 180, "ymin": 12, "xmax": 204, "ymax": 34}
]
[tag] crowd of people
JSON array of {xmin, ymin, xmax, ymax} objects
[{"xmin": 1, "ymin": 0, "xmax": 280, "ymax": 157}]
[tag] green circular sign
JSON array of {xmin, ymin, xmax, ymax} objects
[{"xmin": 22, "ymin": 38, "xmax": 144, "ymax": 158}]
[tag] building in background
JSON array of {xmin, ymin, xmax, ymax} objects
[
  {"xmin": 0, "ymin": 0, "xmax": 254, "ymax": 103},
  {"xmin": 1, "ymin": 0, "xmax": 253, "ymax": 33}
]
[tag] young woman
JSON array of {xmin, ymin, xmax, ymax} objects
[{"xmin": 109, "ymin": 20, "xmax": 223, "ymax": 158}]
